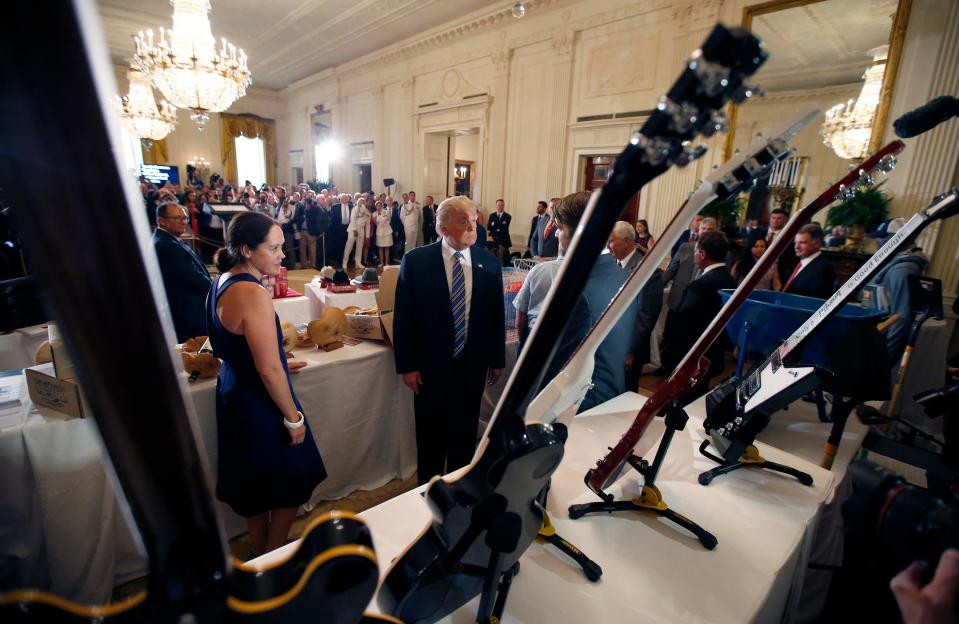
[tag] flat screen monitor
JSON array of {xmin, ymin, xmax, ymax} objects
[{"xmin": 140, "ymin": 163, "xmax": 180, "ymax": 186}]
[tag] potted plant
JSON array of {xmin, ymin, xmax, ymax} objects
[
  {"xmin": 700, "ymin": 194, "xmax": 745, "ymax": 230},
  {"xmin": 826, "ymin": 181, "xmax": 891, "ymax": 252}
]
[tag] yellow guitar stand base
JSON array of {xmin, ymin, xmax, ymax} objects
[
  {"xmin": 568, "ymin": 405, "xmax": 718, "ymax": 550},
  {"xmin": 535, "ymin": 510, "xmax": 603, "ymax": 581},
  {"xmin": 697, "ymin": 442, "xmax": 814, "ymax": 486}
]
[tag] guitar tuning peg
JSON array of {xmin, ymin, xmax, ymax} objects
[
  {"xmin": 701, "ymin": 111, "xmax": 728, "ymax": 138},
  {"xmin": 672, "ymin": 142, "xmax": 708, "ymax": 167},
  {"xmin": 877, "ymin": 154, "xmax": 897, "ymax": 173},
  {"xmin": 838, "ymin": 184, "xmax": 857, "ymax": 202},
  {"xmin": 730, "ymin": 81, "xmax": 765, "ymax": 104}
]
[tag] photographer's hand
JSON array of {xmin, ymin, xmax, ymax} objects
[{"xmin": 891, "ymin": 549, "xmax": 959, "ymax": 624}]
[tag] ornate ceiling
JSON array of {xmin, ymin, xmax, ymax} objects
[{"xmin": 97, "ymin": 0, "xmax": 505, "ymax": 91}]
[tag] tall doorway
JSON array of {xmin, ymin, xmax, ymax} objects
[
  {"xmin": 353, "ymin": 163, "xmax": 371, "ymax": 194},
  {"xmin": 422, "ymin": 127, "xmax": 480, "ymax": 201},
  {"xmin": 583, "ymin": 155, "xmax": 639, "ymax": 225}
]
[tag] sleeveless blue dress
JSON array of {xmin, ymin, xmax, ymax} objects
[{"xmin": 207, "ymin": 273, "xmax": 326, "ymax": 517}]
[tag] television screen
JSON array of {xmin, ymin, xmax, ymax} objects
[{"xmin": 140, "ymin": 163, "xmax": 180, "ymax": 186}]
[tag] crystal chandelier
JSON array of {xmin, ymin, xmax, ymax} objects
[
  {"xmin": 115, "ymin": 67, "xmax": 178, "ymax": 148},
  {"xmin": 132, "ymin": 0, "xmax": 251, "ymax": 131},
  {"xmin": 821, "ymin": 45, "xmax": 888, "ymax": 160}
]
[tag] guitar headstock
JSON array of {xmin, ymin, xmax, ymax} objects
[
  {"xmin": 830, "ymin": 141, "xmax": 905, "ymax": 203},
  {"xmin": 623, "ymin": 24, "xmax": 768, "ymax": 178},
  {"xmin": 924, "ymin": 188, "xmax": 959, "ymax": 221}
]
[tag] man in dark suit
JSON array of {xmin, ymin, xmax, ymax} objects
[
  {"xmin": 152, "ymin": 202, "xmax": 212, "ymax": 342},
  {"xmin": 328, "ymin": 193, "xmax": 352, "ymax": 267},
  {"xmin": 661, "ymin": 231, "xmax": 737, "ymax": 394},
  {"xmin": 487, "ymin": 198, "xmax": 512, "ymax": 264},
  {"xmin": 390, "ymin": 197, "xmax": 405, "ymax": 262},
  {"xmin": 531, "ymin": 198, "xmax": 560, "ymax": 259},
  {"xmin": 670, "ymin": 214, "xmax": 704, "ymax": 258},
  {"xmin": 527, "ymin": 200, "xmax": 547, "ymax": 256},
  {"xmin": 782, "ymin": 224, "xmax": 836, "ymax": 299},
  {"xmin": 757, "ymin": 208, "xmax": 798, "ymax": 285},
  {"xmin": 421, "ymin": 195, "xmax": 438, "ymax": 245},
  {"xmin": 393, "ymin": 196, "xmax": 505, "ymax": 484}
]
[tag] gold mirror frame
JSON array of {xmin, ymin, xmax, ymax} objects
[{"xmin": 723, "ymin": 0, "xmax": 913, "ymax": 161}]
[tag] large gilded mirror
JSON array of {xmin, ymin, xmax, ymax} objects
[{"xmin": 724, "ymin": 0, "xmax": 912, "ymax": 218}]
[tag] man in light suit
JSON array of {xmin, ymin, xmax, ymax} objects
[
  {"xmin": 152, "ymin": 202, "xmax": 212, "ymax": 342},
  {"xmin": 608, "ymin": 221, "xmax": 663, "ymax": 390},
  {"xmin": 329, "ymin": 193, "xmax": 352, "ymax": 267},
  {"xmin": 661, "ymin": 231, "xmax": 737, "ymax": 396},
  {"xmin": 543, "ymin": 194, "xmax": 637, "ymax": 413},
  {"xmin": 393, "ymin": 196, "xmax": 505, "ymax": 484},
  {"xmin": 782, "ymin": 224, "xmax": 836, "ymax": 299}
]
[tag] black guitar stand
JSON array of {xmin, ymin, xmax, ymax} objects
[
  {"xmin": 568, "ymin": 405, "xmax": 718, "ymax": 550},
  {"xmin": 697, "ymin": 441, "xmax": 814, "ymax": 486},
  {"xmin": 534, "ymin": 484, "xmax": 603, "ymax": 582},
  {"xmin": 458, "ymin": 511, "xmax": 522, "ymax": 624}
]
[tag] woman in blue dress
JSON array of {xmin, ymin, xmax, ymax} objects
[{"xmin": 208, "ymin": 211, "xmax": 326, "ymax": 555}]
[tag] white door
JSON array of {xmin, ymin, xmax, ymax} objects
[{"xmin": 423, "ymin": 133, "xmax": 449, "ymax": 200}]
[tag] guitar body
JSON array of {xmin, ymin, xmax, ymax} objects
[
  {"xmin": 378, "ymin": 423, "xmax": 564, "ymax": 623},
  {"xmin": 228, "ymin": 512, "xmax": 380, "ymax": 624},
  {"xmin": 0, "ymin": 512, "xmax": 384, "ymax": 624}
]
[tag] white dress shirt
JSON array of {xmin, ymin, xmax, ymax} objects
[
  {"xmin": 701, "ymin": 261, "xmax": 726, "ymax": 276},
  {"xmin": 616, "ymin": 248, "xmax": 637, "ymax": 270},
  {"xmin": 441, "ymin": 238, "xmax": 473, "ymax": 335},
  {"xmin": 797, "ymin": 250, "xmax": 822, "ymax": 271},
  {"xmin": 340, "ymin": 202, "xmax": 350, "ymax": 223}
]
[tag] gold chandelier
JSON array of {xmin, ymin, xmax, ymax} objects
[
  {"xmin": 132, "ymin": 0, "xmax": 251, "ymax": 130},
  {"xmin": 820, "ymin": 45, "xmax": 887, "ymax": 161},
  {"xmin": 115, "ymin": 66, "xmax": 178, "ymax": 147}
]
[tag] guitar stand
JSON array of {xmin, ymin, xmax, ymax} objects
[
  {"xmin": 697, "ymin": 441, "xmax": 814, "ymax": 486},
  {"xmin": 472, "ymin": 511, "xmax": 523, "ymax": 624},
  {"xmin": 536, "ymin": 509, "xmax": 603, "ymax": 582},
  {"xmin": 568, "ymin": 406, "xmax": 718, "ymax": 550}
]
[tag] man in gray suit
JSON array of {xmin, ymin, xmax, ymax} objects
[
  {"xmin": 531, "ymin": 197, "xmax": 560, "ymax": 259},
  {"xmin": 609, "ymin": 221, "xmax": 663, "ymax": 390},
  {"xmin": 662, "ymin": 217, "xmax": 717, "ymax": 312}
]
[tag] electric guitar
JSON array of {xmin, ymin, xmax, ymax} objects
[
  {"xmin": 0, "ymin": 511, "xmax": 400, "ymax": 624},
  {"xmin": 526, "ymin": 108, "xmax": 819, "ymax": 427},
  {"xmin": 585, "ymin": 140, "xmax": 906, "ymax": 498},
  {"xmin": 704, "ymin": 186, "xmax": 959, "ymax": 461},
  {"xmin": 0, "ymin": 3, "xmax": 399, "ymax": 622},
  {"xmin": 377, "ymin": 23, "xmax": 769, "ymax": 624}
]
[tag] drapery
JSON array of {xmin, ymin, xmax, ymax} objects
[
  {"xmin": 220, "ymin": 113, "xmax": 277, "ymax": 186},
  {"xmin": 140, "ymin": 138, "xmax": 168, "ymax": 164}
]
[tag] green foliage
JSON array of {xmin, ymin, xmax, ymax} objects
[
  {"xmin": 826, "ymin": 181, "xmax": 891, "ymax": 230},
  {"xmin": 304, "ymin": 179, "xmax": 334, "ymax": 192},
  {"xmin": 699, "ymin": 194, "xmax": 744, "ymax": 225}
]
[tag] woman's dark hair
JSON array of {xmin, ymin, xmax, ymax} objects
[
  {"xmin": 214, "ymin": 211, "xmax": 275, "ymax": 273},
  {"xmin": 636, "ymin": 219, "xmax": 650, "ymax": 235}
]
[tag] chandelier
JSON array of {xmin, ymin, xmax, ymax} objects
[
  {"xmin": 115, "ymin": 67, "xmax": 178, "ymax": 148},
  {"xmin": 820, "ymin": 45, "xmax": 888, "ymax": 160},
  {"xmin": 132, "ymin": 0, "xmax": 251, "ymax": 130}
]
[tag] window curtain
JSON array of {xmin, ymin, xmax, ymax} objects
[
  {"xmin": 220, "ymin": 113, "xmax": 277, "ymax": 186},
  {"xmin": 141, "ymin": 138, "xmax": 168, "ymax": 164}
]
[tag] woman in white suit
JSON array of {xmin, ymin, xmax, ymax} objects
[{"xmin": 343, "ymin": 198, "xmax": 371, "ymax": 268}]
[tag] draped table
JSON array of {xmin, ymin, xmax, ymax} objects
[
  {"xmin": 0, "ymin": 340, "xmax": 415, "ymax": 604},
  {"xmin": 252, "ymin": 391, "xmax": 865, "ymax": 623},
  {"xmin": 304, "ymin": 280, "xmax": 378, "ymax": 319}
]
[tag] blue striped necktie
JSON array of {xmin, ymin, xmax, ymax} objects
[{"xmin": 451, "ymin": 251, "xmax": 467, "ymax": 359}]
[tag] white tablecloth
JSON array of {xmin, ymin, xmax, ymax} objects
[
  {"xmin": 304, "ymin": 280, "xmax": 378, "ymax": 318},
  {"xmin": 0, "ymin": 340, "xmax": 415, "ymax": 603},
  {"xmin": 253, "ymin": 391, "xmax": 855, "ymax": 623},
  {"xmin": 0, "ymin": 324, "xmax": 48, "ymax": 372},
  {"xmin": 271, "ymin": 295, "xmax": 311, "ymax": 326}
]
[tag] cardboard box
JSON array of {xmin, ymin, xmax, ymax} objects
[
  {"xmin": 25, "ymin": 365, "xmax": 87, "ymax": 418},
  {"xmin": 344, "ymin": 267, "xmax": 398, "ymax": 344}
]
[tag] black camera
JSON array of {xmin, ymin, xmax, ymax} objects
[{"xmin": 843, "ymin": 459, "xmax": 959, "ymax": 571}]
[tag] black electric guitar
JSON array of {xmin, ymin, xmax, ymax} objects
[
  {"xmin": 703, "ymin": 187, "xmax": 959, "ymax": 463},
  {"xmin": 0, "ymin": 3, "xmax": 397, "ymax": 623},
  {"xmin": 376, "ymin": 23, "xmax": 769, "ymax": 624}
]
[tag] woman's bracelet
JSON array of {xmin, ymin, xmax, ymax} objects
[{"xmin": 283, "ymin": 411, "xmax": 305, "ymax": 430}]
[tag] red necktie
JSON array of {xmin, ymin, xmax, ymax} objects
[
  {"xmin": 544, "ymin": 218, "xmax": 554, "ymax": 239},
  {"xmin": 783, "ymin": 262, "xmax": 803, "ymax": 292}
]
